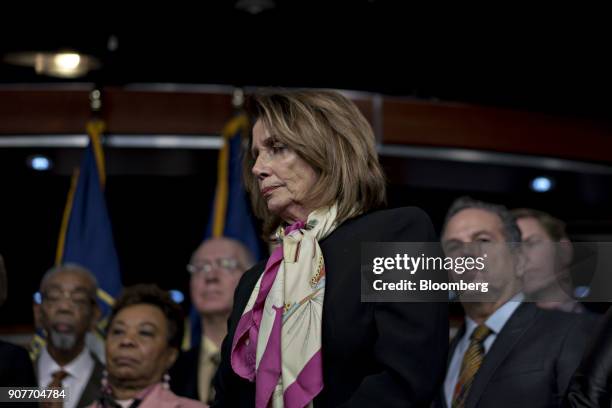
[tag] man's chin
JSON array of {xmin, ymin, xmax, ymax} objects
[
  {"xmin": 48, "ymin": 329, "xmax": 78, "ymax": 351},
  {"xmin": 200, "ymin": 305, "xmax": 232, "ymax": 316}
]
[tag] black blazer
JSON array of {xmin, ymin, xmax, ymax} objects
[
  {"xmin": 0, "ymin": 341, "xmax": 38, "ymax": 407},
  {"xmin": 564, "ymin": 306, "xmax": 612, "ymax": 407},
  {"xmin": 76, "ymin": 355, "xmax": 104, "ymax": 408},
  {"xmin": 0, "ymin": 340, "xmax": 37, "ymax": 386},
  {"xmin": 170, "ymin": 346, "xmax": 200, "ymax": 401},
  {"xmin": 436, "ymin": 303, "xmax": 596, "ymax": 408},
  {"xmin": 212, "ymin": 207, "xmax": 449, "ymax": 407}
]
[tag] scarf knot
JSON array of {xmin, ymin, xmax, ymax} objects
[{"xmin": 231, "ymin": 205, "xmax": 339, "ymax": 408}]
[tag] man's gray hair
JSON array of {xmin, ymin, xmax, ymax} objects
[
  {"xmin": 443, "ymin": 196, "xmax": 522, "ymax": 243},
  {"xmin": 40, "ymin": 263, "xmax": 99, "ymax": 296}
]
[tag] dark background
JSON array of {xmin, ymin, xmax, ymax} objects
[{"xmin": 1, "ymin": 3, "xmax": 611, "ymax": 328}]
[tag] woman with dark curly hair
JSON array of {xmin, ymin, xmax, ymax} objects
[{"xmin": 91, "ymin": 284, "xmax": 205, "ymax": 408}]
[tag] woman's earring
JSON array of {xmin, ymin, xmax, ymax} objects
[
  {"xmin": 101, "ymin": 369, "xmax": 111, "ymax": 393},
  {"xmin": 162, "ymin": 372, "xmax": 171, "ymax": 390}
]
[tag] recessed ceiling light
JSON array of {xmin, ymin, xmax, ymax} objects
[
  {"xmin": 27, "ymin": 155, "xmax": 53, "ymax": 171},
  {"xmin": 530, "ymin": 176, "xmax": 554, "ymax": 193}
]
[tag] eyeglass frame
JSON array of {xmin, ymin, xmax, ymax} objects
[
  {"xmin": 186, "ymin": 257, "xmax": 244, "ymax": 277},
  {"xmin": 40, "ymin": 288, "xmax": 97, "ymax": 307}
]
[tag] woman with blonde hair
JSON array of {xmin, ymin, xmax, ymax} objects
[{"xmin": 213, "ymin": 89, "xmax": 448, "ymax": 407}]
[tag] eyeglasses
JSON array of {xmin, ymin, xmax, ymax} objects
[
  {"xmin": 41, "ymin": 289, "xmax": 95, "ymax": 306},
  {"xmin": 186, "ymin": 258, "xmax": 242, "ymax": 276}
]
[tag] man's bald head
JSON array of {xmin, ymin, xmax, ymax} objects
[
  {"xmin": 189, "ymin": 237, "xmax": 255, "ymax": 317},
  {"xmin": 40, "ymin": 263, "xmax": 98, "ymax": 297},
  {"xmin": 190, "ymin": 238, "xmax": 255, "ymax": 270}
]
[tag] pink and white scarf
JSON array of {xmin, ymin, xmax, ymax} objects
[{"xmin": 231, "ymin": 205, "xmax": 339, "ymax": 408}]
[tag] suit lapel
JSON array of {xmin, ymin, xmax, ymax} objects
[
  {"xmin": 466, "ymin": 303, "xmax": 538, "ymax": 408},
  {"xmin": 33, "ymin": 356, "xmax": 40, "ymax": 379},
  {"xmin": 448, "ymin": 325, "xmax": 465, "ymax": 367},
  {"xmin": 76, "ymin": 353, "xmax": 104, "ymax": 407},
  {"xmin": 35, "ymin": 350, "xmax": 104, "ymax": 407},
  {"xmin": 437, "ymin": 325, "xmax": 466, "ymax": 408}
]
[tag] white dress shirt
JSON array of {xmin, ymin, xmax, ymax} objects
[
  {"xmin": 38, "ymin": 346, "xmax": 95, "ymax": 408},
  {"xmin": 444, "ymin": 293, "xmax": 524, "ymax": 407}
]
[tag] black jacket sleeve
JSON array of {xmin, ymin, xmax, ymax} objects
[
  {"xmin": 0, "ymin": 341, "xmax": 37, "ymax": 387},
  {"xmin": 339, "ymin": 208, "xmax": 449, "ymax": 407},
  {"xmin": 564, "ymin": 308, "xmax": 612, "ymax": 408}
]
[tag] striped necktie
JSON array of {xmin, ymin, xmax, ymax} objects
[
  {"xmin": 452, "ymin": 324, "xmax": 492, "ymax": 408},
  {"xmin": 42, "ymin": 369, "xmax": 68, "ymax": 408}
]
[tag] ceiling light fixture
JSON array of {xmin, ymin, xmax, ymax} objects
[
  {"xmin": 27, "ymin": 155, "xmax": 53, "ymax": 171},
  {"xmin": 235, "ymin": 0, "xmax": 276, "ymax": 14},
  {"xmin": 530, "ymin": 176, "xmax": 554, "ymax": 193},
  {"xmin": 3, "ymin": 50, "xmax": 101, "ymax": 78}
]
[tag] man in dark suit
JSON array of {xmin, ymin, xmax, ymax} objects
[
  {"xmin": 0, "ymin": 254, "xmax": 37, "ymax": 387},
  {"xmin": 170, "ymin": 237, "xmax": 254, "ymax": 404},
  {"xmin": 33, "ymin": 264, "xmax": 104, "ymax": 408},
  {"xmin": 438, "ymin": 197, "xmax": 594, "ymax": 408}
]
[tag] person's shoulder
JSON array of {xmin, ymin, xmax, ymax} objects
[
  {"xmin": 528, "ymin": 304, "xmax": 599, "ymax": 333},
  {"xmin": 242, "ymin": 259, "xmax": 266, "ymax": 282},
  {"xmin": 234, "ymin": 259, "xmax": 267, "ymax": 299},
  {"xmin": 149, "ymin": 383, "xmax": 207, "ymax": 408},
  {"xmin": 0, "ymin": 339, "xmax": 26, "ymax": 352},
  {"xmin": 176, "ymin": 396, "xmax": 208, "ymax": 408},
  {"xmin": 0, "ymin": 339, "xmax": 30, "ymax": 361},
  {"xmin": 338, "ymin": 206, "xmax": 436, "ymax": 241},
  {"xmin": 535, "ymin": 305, "xmax": 594, "ymax": 322},
  {"xmin": 355, "ymin": 206, "xmax": 432, "ymax": 225},
  {"xmin": 168, "ymin": 389, "xmax": 208, "ymax": 408},
  {"xmin": 0, "ymin": 340, "xmax": 37, "ymax": 386}
]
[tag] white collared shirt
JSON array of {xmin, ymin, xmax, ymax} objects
[
  {"xmin": 444, "ymin": 293, "xmax": 524, "ymax": 407},
  {"xmin": 38, "ymin": 346, "xmax": 95, "ymax": 408}
]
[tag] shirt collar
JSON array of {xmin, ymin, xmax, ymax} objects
[
  {"xmin": 201, "ymin": 335, "xmax": 220, "ymax": 357},
  {"xmin": 465, "ymin": 292, "xmax": 524, "ymax": 337},
  {"xmin": 40, "ymin": 344, "xmax": 94, "ymax": 378}
]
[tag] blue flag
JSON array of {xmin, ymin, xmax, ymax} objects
[
  {"xmin": 188, "ymin": 113, "xmax": 262, "ymax": 349},
  {"xmin": 57, "ymin": 120, "xmax": 122, "ymax": 317},
  {"xmin": 32, "ymin": 120, "xmax": 121, "ymax": 359},
  {"xmin": 205, "ymin": 114, "xmax": 261, "ymax": 257}
]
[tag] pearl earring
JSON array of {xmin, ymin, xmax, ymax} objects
[{"xmin": 162, "ymin": 372, "xmax": 171, "ymax": 390}]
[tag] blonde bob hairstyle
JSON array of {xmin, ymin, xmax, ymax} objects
[{"xmin": 243, "ymin": 89, "xmax": 386, "ymax": 239}]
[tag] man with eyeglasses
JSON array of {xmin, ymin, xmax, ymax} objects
[
  {"xmin": 170, "ymin": 237, "xmax": 255, "ymax": 404},
  {"xmin": 33, "ymin": 263, "xmax": 104, "ymax": 408}
]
